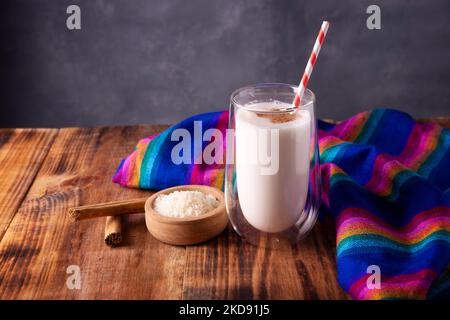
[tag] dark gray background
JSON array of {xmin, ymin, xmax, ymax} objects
[{"xmin": 1, "ymin": 0, "xmax": 449, "ymax": 127}]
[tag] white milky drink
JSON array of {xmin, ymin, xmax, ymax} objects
[{"xmin": 235, "ymin": 101, "xmax": 311, "ymax": 233}]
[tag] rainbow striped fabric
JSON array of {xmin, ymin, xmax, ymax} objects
[{"xmin": 113, "ymin": 108, "xmax": 450, "ymax": 299}]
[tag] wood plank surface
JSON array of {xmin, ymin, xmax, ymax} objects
[
  {"xmin": 0, "ymin": 129, "xmax": 57, "ymax": 241},
  {"xmin": 0, "ymin": 125, "xmax": 186, "ymax": 299},
  {"xmin": 183, "ymin": 218, "xmax": 347, "ymax": 299},
  {"xmin": 418, "ymin": 117, "xmax": 450, "ymax": 128},
  {"xmin": 0, "ymin": 117, "xmax": 448, "ymax": 300}
]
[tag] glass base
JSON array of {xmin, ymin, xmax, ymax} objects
[
  {"xmin": 238, "ymin": 231, "xmax": 296, "ymax": 249},
  {"xmin": 231, "ymin": 217, "xmax": 318, "ymax": 249},
  {"xmin": 228, "ymin": 201, "xmax": 319, "ymax": 249}
]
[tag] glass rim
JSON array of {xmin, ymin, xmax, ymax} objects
[{"xmin": 231, "ymin": 82, "xmax": 315, "ymax": 114}]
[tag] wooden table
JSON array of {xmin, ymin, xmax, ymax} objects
[{"xmin": 0, "ymin": 118, "xmax": 448, "ymax": 300}]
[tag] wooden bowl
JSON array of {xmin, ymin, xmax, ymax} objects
[{"xmin": 144, "ymin": 185, "xmax": 228, "ymax": 245}]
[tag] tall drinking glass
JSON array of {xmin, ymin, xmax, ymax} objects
[{"xmin": 225, "ymin": 83, "xmax": 321, "ymax": 247}]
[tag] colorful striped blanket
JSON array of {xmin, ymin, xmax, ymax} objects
[{"xmin": 113, "ymin": 109, "xmax": 450, "ymax": 299}]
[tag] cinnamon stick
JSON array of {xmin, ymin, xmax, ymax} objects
[
  {"xmin": 105, "ymin": 216, "xmax": 123, "ymax": 247},
  {"xmin": 69, "ymin": 198, "xmax": 147, "ymax": 221}
]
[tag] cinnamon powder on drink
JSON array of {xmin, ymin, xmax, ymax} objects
[{"xmin": 256, "ymin": 112, "xmax": 298, "ymax": 123}]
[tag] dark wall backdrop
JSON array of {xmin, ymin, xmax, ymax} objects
[{"xmin": 1, "ymin": 0, "xmax": 449, "ymax": 127}]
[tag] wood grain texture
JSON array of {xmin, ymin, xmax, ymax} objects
[
  {"xmin": 0, "ymin": 125, "xmax": 185, "ymax": 299},
  {"xmin": 0, "ymin": 118, "xmax": 448, "ymax": 300},
  {"xmin": 418, "ymin": 117, "xmax": 450, "ymax": 128},
  {"xmin": 182, "ymin": 219, "xmax": 348, "ymax": 300},
  {"xmin": 0, "ymin": 129, "xmax": 57, "ymax": 241},
  {"xmin": 182, "ymin": 117, "xmax": 450, "ymax": 300}
]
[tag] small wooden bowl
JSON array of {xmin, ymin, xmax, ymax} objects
[{"xmin": 145, "ymin": 185, "xmax": 228, "ymax": 245}]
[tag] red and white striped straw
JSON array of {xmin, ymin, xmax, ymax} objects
[{"xmin": 293, "ymin": 21, "xmax": 330, "ymax": 108}]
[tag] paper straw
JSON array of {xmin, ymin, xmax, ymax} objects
[{"xmin": 293, "ymin": 21, "xmax": 330, "ymax": 108}]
